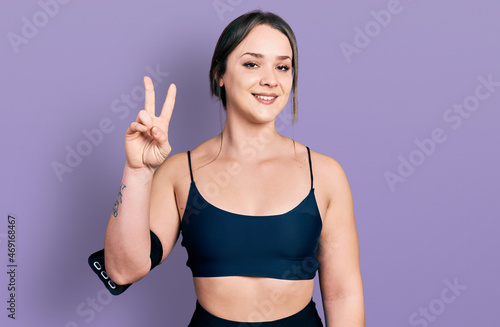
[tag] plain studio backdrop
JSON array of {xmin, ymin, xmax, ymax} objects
[{"xmin": 1, "ymin": 0, "xmax": 498, "ymax": 326}]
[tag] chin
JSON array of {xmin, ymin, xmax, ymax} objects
[{"xmin": 251, "ymin": 110, "xmax": 283, "ymax": 124}]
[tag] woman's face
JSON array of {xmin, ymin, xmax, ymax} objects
[{"xmin": 220, "ymin": 24, "xmax": 293, "ymax": 124}]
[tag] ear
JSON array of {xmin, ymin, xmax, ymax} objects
[{"xmin": 215, "ymin": 72, "xmax": 224, "ymax": 87}]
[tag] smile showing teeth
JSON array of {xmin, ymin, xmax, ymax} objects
[{"xmin": 254, "ymin": 94, "xmax": 277, "ymax": 101}]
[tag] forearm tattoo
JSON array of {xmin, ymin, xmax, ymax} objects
[{"xmin": 113, "ymin": 184, "xmax": 127, "ymax": 217}]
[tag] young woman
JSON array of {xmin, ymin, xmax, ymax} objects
[{"xmin": 102, "ymin": 10, "xmax": 364, "ymax": 326}]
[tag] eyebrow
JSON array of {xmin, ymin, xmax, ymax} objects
[{"xmin": 240, "ymin": 52, "xmax": 291, "ymax": 61}]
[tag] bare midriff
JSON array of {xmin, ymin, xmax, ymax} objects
[{"xmin": 193, "ymin": 276, "xmax": 315, "ymax": 322}]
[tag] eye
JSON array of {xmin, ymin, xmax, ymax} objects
[
  {"xmin": 277, "ymin": 65, "xmax": 290, "ymax": 72},
  {"xmin": 243, "ymin": 62, "xmax": 258, "ymax": 69}
]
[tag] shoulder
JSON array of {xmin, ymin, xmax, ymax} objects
[
  {"xmin": 307, "ymin": 146, "xmax": 346, "ymax": 181},
  {"xmin": 153, "ymin": 135, "xmax": 219, "ymax": 185},
  {"xmin": 307, "ymin": 146, "xmax": 352, "ymax": 207},
  {"xmin": 153, "ymin": 151, "xmax": 190, "ymax": 186},
  {"xmin": 288, "ymin": 139, "xmax": 346, "ymax": 181}
]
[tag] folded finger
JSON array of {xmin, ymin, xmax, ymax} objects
[
  {"xmin": 127, "ymin": 122, "xmax": 148, "ymax": 134},
  {"xmin": 136, "ymin": 110, "xmax": 153, "ymax": 128}
]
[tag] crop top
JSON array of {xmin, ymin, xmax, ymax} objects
[{"xmin": 180, "ymin": 146, "xmax": 322, "ymax": 280}]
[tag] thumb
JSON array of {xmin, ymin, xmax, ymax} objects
[
  {"xmin": 152, "ymin": 126, "xmax": 171, "ymax": 159},
  {"xmin": 151, "ymin": 126, "xmax": 168, "ymax": 145}
]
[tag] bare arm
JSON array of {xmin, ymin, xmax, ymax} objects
[
  {"xmin": 103, "ymin": 76, "xmax": 177, "ymax": 285},
  {"xmin": 104, "ymin": 165, "xmax": 154, "ymax": 285},
  {"xmin": 317, "ymin": 156, "xmax": 365, "ymax": 326}
]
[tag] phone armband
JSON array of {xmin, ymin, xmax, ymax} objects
[{"xmin": 88, "ymin": 230, "xmax": 163, "ymax": 295}]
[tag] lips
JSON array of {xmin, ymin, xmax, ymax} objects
[
  {"xmin": 253, "ymin": 94, "xmax": 277, "ymax": 100},
  {"xmin": 252, "ymin": 93, "xmax": 278, "ymax": 101},
  {"xmin": 252, "ymin": 93, "xmax": 278, "ymax": 105}
]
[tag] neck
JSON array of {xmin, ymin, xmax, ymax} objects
[{"xmin": 219, "ymin": 108, "xmax": 285, "ymax": 160}]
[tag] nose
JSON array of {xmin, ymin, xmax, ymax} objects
[{"xmin": 259, "ymin": 66, "xmax": 278, "ymax": 87}]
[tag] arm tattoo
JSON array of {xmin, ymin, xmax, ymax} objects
[{"xmin": 113, "ymin": 184, "xmax": 126, "ymax": 217}]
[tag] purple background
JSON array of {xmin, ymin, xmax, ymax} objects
[{"xmin": 1, "ymin": 0, "xmax": 499, "ymax": 326}]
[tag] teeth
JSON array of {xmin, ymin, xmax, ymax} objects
[{"xmin": 254, "ymin": 94, "xmax": 276, "ymax": 101}]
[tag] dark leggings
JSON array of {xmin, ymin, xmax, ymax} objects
[{"xmin": 187, "ymin": 297, "xmax": 324, "ymax": 327}]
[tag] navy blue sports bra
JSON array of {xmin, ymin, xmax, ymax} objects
[{"xmin": 180, "ymin": 146, "xmax": 322, "ymax": 280}]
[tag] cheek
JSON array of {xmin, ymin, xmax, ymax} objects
[
  {"xmin": 237, "ymin": 70, "xmax": 259, "ymax": 86},
  {"xmin": 231, "ymin": 72, "xmax": 258, "ymax": 95},
  {"xmin": 280, "ymin": 75, "xmax": 293, "ymax": 93},
  {"xmin": 224, "ymin": 74, "xmax": 251, "ymax": 103}
]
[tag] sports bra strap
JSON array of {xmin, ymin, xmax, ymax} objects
[
  {"xmin": 306, "ymin": 146, "xmax": 313, "ymax": 190},
  {"xmin": 187, "ymin": 151, "xmax": 194, "ymax": 182}
]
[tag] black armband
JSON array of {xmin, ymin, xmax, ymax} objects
[{"xmin": 88, "ymin": 230, "xmax": 163, "ymax": 296}]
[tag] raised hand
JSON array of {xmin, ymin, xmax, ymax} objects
[{"xmin": 124, "ymin": 76, "xmax": 176, "ymax": 171}]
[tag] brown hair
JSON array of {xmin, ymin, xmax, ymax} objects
[{"xmin": 209, "ymin": 10, "xmax": 299, "ymax": 122}]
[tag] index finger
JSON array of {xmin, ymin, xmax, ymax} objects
[
  {"xmin": 160, "ymin": 83, "xmax": 176, "ymax": 123},
  {"xmin": 144, "ymin": 76, "xmax": 155, "ymax": 116}
]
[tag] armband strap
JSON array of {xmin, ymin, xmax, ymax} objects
[
  {"xmin": 149, "ymin": 229, "xmax": 163, "ymax": 270},
  {"xmin": 88, "ymin": 230, "xmax": 163, "ymax": 296}
]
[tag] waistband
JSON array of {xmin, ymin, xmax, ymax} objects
[{"xmin": 188, "ymin": 297, "xmax": 323, "ymax": 327}]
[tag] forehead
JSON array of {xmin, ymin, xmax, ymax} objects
[{"xmin": 231, "ymin": 24, "xmax": 293, "ymax": 59}]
